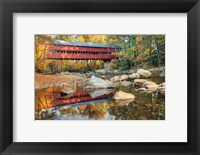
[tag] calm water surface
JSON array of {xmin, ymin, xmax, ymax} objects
[{"xmin": 35, "ymin": 76, "xmax": 165, "ymax": 120}]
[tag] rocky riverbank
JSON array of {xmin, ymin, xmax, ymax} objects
[
  {"xmin": 36, "ymin": 68, "xmax": 165, "ymax": 99},
  {"xmin": 35, "ymin": 73, "xmax": 88, "ymax": 89},
  {"xmin": 84, "ymin": 68, "xmax": 165, "ymax": 99}
]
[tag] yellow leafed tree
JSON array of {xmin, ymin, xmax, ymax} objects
[{"xmin": 76, "ymin": 36, "xmax": 85, "ymax": 42}]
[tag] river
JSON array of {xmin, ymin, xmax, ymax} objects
[{"xmin": 35, "ymin": 76, "xmax": 165, "ymax": 120}]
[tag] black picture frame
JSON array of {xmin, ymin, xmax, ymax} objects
[{"xmin": 0, "ymin": 0, "xmax": 200, "ymax": 154}]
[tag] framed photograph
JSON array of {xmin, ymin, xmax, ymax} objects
[
  {"xmin": 34, "ymin": 35, "xmax": 165, "ymax": 121},
  {"xmin": 0, "ymin": 0, "xmax": 199, "ymax": 154}
]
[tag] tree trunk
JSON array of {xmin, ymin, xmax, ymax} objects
[
  {"xmin": 41, "ymin": 45, "xmax": 47, "ymax": 72},
  {"xmin": 155, "ymin": 42, "xmax": 161, "ymax": 67},
  {"xmin": 149, "ymin": 35, "xmax": 152, "ymax": 55}
]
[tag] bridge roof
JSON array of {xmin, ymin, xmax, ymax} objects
[{"xmin": 54, "ymin": 40, "xmax": 121, "ymax": 49}]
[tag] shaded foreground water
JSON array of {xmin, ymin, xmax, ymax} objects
[{"xmin": 35, "ymin": 76, "xmax": 165, "ymax": 120}]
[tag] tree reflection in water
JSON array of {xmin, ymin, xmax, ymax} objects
[{"xmin": 35, "ymin": 84, "xmax": 165, "ymax": 120}]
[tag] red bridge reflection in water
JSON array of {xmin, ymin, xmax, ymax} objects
[{"xmin": 36, "ymin": 89, "xmax": 113, "ymax": 111}]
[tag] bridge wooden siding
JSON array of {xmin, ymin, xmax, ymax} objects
[
  {"xmin": 44, "ymin": 53, "xmax": 116, "ymax": 60},
  {"xmin": 39, "ymin": 43, "xmax": 120, "ymax": 61}
]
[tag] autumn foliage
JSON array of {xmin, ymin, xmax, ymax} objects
[{"xmin": 35, "ymin": 34, "xmax": 165, "ymax": 73}]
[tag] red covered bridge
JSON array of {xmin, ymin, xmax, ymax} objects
[{"xmin": 42, "ymin": 40, "xmax": 121, "ymax": 61}]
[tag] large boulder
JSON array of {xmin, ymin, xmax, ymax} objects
[
  {"xmin": 142, "ymin": 81, "xmax": 158, "ymax": 92},
  {"xmin": 137, "ymin": 69, "xmax": 152, "ymax": 78},
  {"xmin": 128, "ymin": 73, "xmax": 140, "ymax": 79},
  {"xmin": 110, "ymin": 76, "xmax": 121, "ymax": 82},
  {"xmin": 113, "ymin": 91, "xmax": 135, "ymax": 100},
  {"xmin": 134, "ymin": 79, "xmax": 149, "ymax": 86},
  {"xmin": 120, "ymin": 75, "xmax": 129, "ymax": 81},
  {"xmin": 88, "ymin": 76, "xmax": 114, "ymax": 89}
]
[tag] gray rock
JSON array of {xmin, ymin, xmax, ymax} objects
[
  {"xmin": 142, "ymin": 81, "xmax": 158, "ymax": 92},
  {"xmin": 95, "ymin": 69, "xmax": 106, "ymax": 74},
  {"xmin": 120, "ymin": 81, "xmax": 132, "ymax": 87},
  {"xmin": 157, "ymin": 82, "xmax": 165, "ymax": 97},
  {"xmin": 88, "ymin": 75, "xmax": 115, "ymax": 89},
  {"xmin": 113, "ymin": 91, "xmax": 135, "ymax": 100},
  {"xmin": 160, "ymin": 72, "xmax": 165, "ymax": 77},
  {"xmin": 128, "ymin": 73, "xmax": 140, "ymax": 79},
  {"xmin": 110, "ymin": 76, "xmax": 121, "ymax": 82},
  {"xmin": 134, "ymin": 79, "xmax": 149, "ymax": 86},
  {"xmin": 114, "ymin": 70, "xmax": 120, "ymax": 73},
  {"xmin": 60, "ymin": 71, "xmax": 70, "ymax": 75},
  {"xmin": 137, "ymin": 69, "xmax": 152, "ymax": 78},
  {"xmin": 122, "ymin": 71, "xmax": 129, "ymax": 74},
  {"xmin": 120, "ymin": 75, "xmax": 129, "ymax": 81}
]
